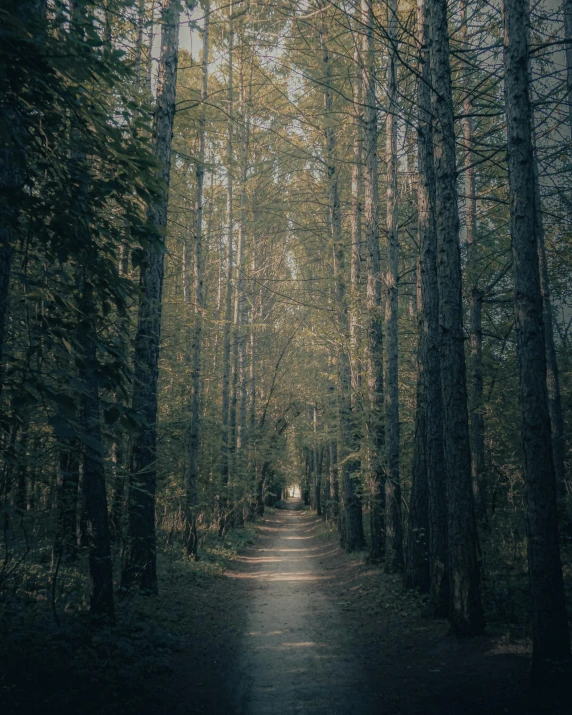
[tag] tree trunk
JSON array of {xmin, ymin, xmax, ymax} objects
[
  {"xmin": 219, "ymin": 4, "xmax": 235, "ymax": 532},
  {"xmin": 502, "ymin": 0, "xmax": 570, "ymax": 677},
  {"xmin": 321, "ymin": 6, "xmax": 364, "ymax": 551},
  {"xmin": 530, "ymin": 129, "xmax": 567, "ymax": 500},
  {"xmin": 122, "ymin": 0, "xmax": 181, "ymax": 593},
  {"xmin": 57, "ymin": 442, "xmax": 80, "ymax": 559},
  {"xmin": 361, "ymin": 0, "xmax": 384, "ymax": 562},
  {"xmin": 410, "ymin": 0, "xmax": 448, "ymax": 615},
  {"xmin": 329, "ymin": 440, "xmax": 339, "ymax": 522},
  {"xmin": 109, "ymin": 439, "xmax": 125, "ymax": 541},
  {"xmin": 146, "ymin": 0, "xmax": 157, "ymax": 95},
  {"xmin": 406, "ymin": 268, "xmax": 430, "ymax": 593},
  {"xmin": 185, "ymin": 0, "xmax": 210, "ymax": 558},
  {"xmin": 384, "ymin": 0, "xmax": 403, "ymax": 573},
  {"xmin": 429, "ymin": 0, "xmax": 484, "ymax": 635},
  {"xmin": 350, "ymin": 18, "xmax": 362, "ymax": 404},
  {"xmin": 563, "ymin": 0, "xmax": 572, "ymax": 138},
  {"xmin": 79, "ymin": 287, "xmax": 115, "ymax": 620},
  {"xmin": 134, "ymin": 0, "xmax": 146, "ymax": 85},
  {"xmin": 67, "ymin": 2, "xmax": 115, "ymax": 620},
  {"xmin": 313, "ymin": 405, "xmax": 322, "ymax": 516},
  {"xmin": 461, "ymin": 0, "xmax": 486, "ymax": 523},
  {"xmin": 110, "ymin": 242, "xmax": 129, "ymax": 542},
  {"xmin": 229, "ymin": 50, "xmax": 250, "ymax": 526},
  {"xmin": 0, "ymin": 1, "xmax": 44, "ymax": 399}
]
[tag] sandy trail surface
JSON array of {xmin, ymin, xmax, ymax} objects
[
  {"xmin": 232, "ymin": 500, "xmax": 376, "ymax": 714},
  {"xmin": 145, "ymin": 499, "xmax": 533, "ymax": 715}
]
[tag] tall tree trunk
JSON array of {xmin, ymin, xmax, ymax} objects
[
  {"xmin": 502, "ymin": 0, "xmax": 570, "ymax": 677},
  {"xmin": 185, "ymin": 0, "xmax": 210, "ymax": 558},
  {"xmin": 384, "ymin": 0, "xmax": 403, "ymax": 572},
  {"xmin": 229, "ymin": 50, "xmax": 250, "ymax": 526},
  {"xmin": 530, "ymin": 126, "xmax": 567, "ymax": 500},
  {"xmin": 109, "ymin": 439, "xmax": 125, "ymax": 541},
  {"xmin": 122, "ymin": 0, "xmax": 181, "ymax": 593},
  {"xmin": 0, "ymin": 0, "xmax": 44, "ymax": 399},
  {"xmin": 406, "ymin": 267, "xmax": 430, "ymax": 593},
  {"xmin": 429, "ymin": 0, "xmax": 484, "ymax": 635},
  {"xmin": 320, "ymin": 5, "xmax": 364, "ymax": 551},
  {"xmin": 68, "ymin": 1, "xmax": 115, "ymax": 620},
  {"xmin": 57, "ymin": 441, "xmax": 80, "ymax": 559},
  {"xmin": 563, "ymin": 0, "xmax": 572, "ymax": 138},
  {"xmin": 134, "ymin": 0, "xmax": 146, "ymax": 85},
  {"xmin": 79, "ymin": 283, "xmax": 115, "ymax": 620},
  {"xmin": 110, "ymin": 243, "xmax": 130, "ymax": 541},
  {"xmin": 219, "ymin": 4, "xmax": 235, "ymax": 532},
  {"xmin": 329, "ymin": 440, "xmax": 339, "ymax": 522},
  {"xmin": 146, "ymin": 0, "xmax": 157, "ymax": 95},
  {"xmin": 350, "ymin": 21, "xmax": 362, "ymax": 404},
  {"xmin": 409, "ymin": 0, "xmax": 448, "ymax": 615},
  {"xmin": 361, "ymin": 0, "xmax": 384, "ymax": 562},
  {"xmin": 313, "ymin": 405, "xmax": 322, "ymax": 516},
  {"xmin": 461, "ymin": 0, "xmax": 486, "ymax": 522}
]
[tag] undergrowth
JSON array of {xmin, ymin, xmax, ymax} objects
[{"xmin": 0, "ymin": 523, "xmax": 257, "ymax": 715}]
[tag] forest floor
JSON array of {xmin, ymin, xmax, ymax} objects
[
  {"xmin": 3, "ymin": 500, "xmax": 561, "ymax": 714},
  {"xmin": 141, "ymin": 499, "xmax": 538, "ymax": 715}
]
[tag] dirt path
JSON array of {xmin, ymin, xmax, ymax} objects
[
  {"xmin": 232, "ymin": 500, "xmax": 376, "ymax": 714},
  {"xmin": 146, "ymin": 500, "xmax": 535, "ymax": 715}
]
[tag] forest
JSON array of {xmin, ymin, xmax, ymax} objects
[{"xmin": 1, "ymin": 0, "xmax": 572, "ymax": 713}]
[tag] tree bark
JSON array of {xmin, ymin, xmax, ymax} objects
[
  {"xmin": 361, "ymin": 0, "xmax": 385, "ymax": 562},
  {"xmin": 329, "ymin": 440, "xmax": 339, "ymax": 522},
  {"xmin": 530, "ymin": 128, "xmax": 567, "ymax": 500},
  {"xmin": 502, "ymin": 0, "xmax": 570, "ymax": 676},
  {"xmin": 429, "ymin": 0, "xmax": 484, "ymax": 635},
  {"xmin": 461, "ymin": 0, "xmax": 486, "ymax": 523},
  {"xmin": 321, "ymin": 6, "xmax": 364, "ymax": 551},
  {"xmin": 57, "ymin": 442, "xmax": 80, "ymax": 559},
  {"xmin": 313, "ymin": 405, "xmax": 322, "ymax": 516},
  {"xmin": 350, "ymin": 19, "xmax": 362, "ymax": 405},
  {"xmin": 219, "ymin": 3, "xmax": 235, "ymax": 532},
  {"xmin": 67, "ymin": 1, "xmax": 115, "ymax": 620},
  {"xmin": 146, "ymin": 0, "xmax": 157, "ymax": 95},
  {"xmin": 0, "ymin": 1, "xmax": 45, "ymax": 399},
  {"xmin": 79, "ymin": 285, "xmax": 115, "ymax": 620},
  {"xmin": 229, "ymin": 47, "xmax": 250, "ymax": 527},
  {"xmin": 185, "ymin": 0, "xmax": 210, "ymax": 558},
  {"xmin": 109, "ymin": 439, "xmax": 125, "ymax": 541},
  {"xmin": 384, "ymin": 0, "xmax": 404, "ymax": 573},
  {"xmin": 410, "ymin": 0, "xmax": 448, "ymax": 615},
  {"xmin": 122, "ymin": 0, "xmax": 182, "ymax": 593},
  {"xmin": 134, "ymin": 0, "xmax": 146, "ymax": 86},
  {"xmin": 406, "ymin": 266, "xmax": 430, "ymax": 593},
  {"xmin": 563, "ymin": 0, "xmax": 572, "ymax": 138}
]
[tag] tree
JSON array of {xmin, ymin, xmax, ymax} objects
[
  {"xmin": 0, "ymin": 0, "xmax": 45, "ymax": 401},
  {"xmin": 185, "ymin": 0, "xmax": 211, "ymax": 558},
  {"xmin": 429, "ymin": 0, "xmax": 484, "ymax": 635},
  {"xmin": 321, "ymin": 1, "xmax": 364, "ymax": 551},
  {"xmin": 361, "ymin": 0, "xmax": 385, "ymax": 562},
  {"xmin": 122, "ymin": 0, "xmax": 184, "ymax": 593},
  {"xmin": 502, "ymin": 0, "xmax": 570, "ymax": 679},
  {"xmin": 219, "ymin": 1, "xmax": 235, "ymax": 532},
  {"xmin": 384, "ymin": 0, "xmax": 404, "ymax": 573},
  {"xmin": 406, "ymin": 0, "xmax": 448, "ymax": 615}
]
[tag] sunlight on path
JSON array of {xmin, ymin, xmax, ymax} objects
[{"xmin": 234, "ymin": 499, "xmax": 375, "ymax": 714}]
